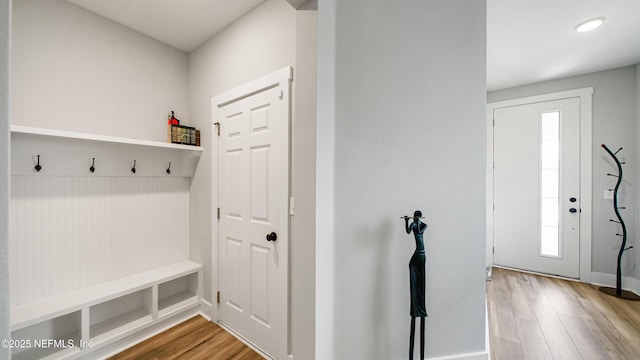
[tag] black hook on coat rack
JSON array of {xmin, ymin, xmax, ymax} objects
[
  {"xmin": 34, "ymin": 155, "xmax": 42, "ymax": 172},
  {"xmin": 90, "ymin": 158, "xmax": 96, "ymax": 173},
  {"xmin": 131, "ymin": 160, "xmax": 137, "ymax": 174},
  {"xmin": 166, "ymin": 162, "xmax": 171, "ymax": 175}
]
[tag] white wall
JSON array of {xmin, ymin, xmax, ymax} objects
[
  {"xmin": 317, "ymin": 1, "xmax": 487, "ymax": 359},
  {"xmin": 636, "ymin": 64, "xmax": 640, "ymax": 283},
  {"xmin": 11, "ymin": 0, "xmax": 189, "ymax": 141},
  {"xmin": 0, "ymin": 0, "xmax": 11, "ymax": 358},
  {"xmin": 291, "ymin": 1, "xmax": 317, "ymax": 358},
  {"xmin": 9, "ymin": 0, "xmax": 193, "ymax": 312},
  {"xmin": 315, "ymin": 0, "xmax": 336, "ymax": 358},
  {"xmin": 188, "ymin": 0, "xmax": 316, "ymax": 358},
  {"xmin": 488, "ymin": 66, "xmax": 638, "ymax": 281}
]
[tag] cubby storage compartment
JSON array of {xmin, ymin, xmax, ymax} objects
[
  {"xmin": 158, "ymin": 272, "xmax": 199, "ymax": 317},
  {"xmin": 90, "ymin": 288, "xmax": 153, "ymax": 343},
  {"xmin": 11, "ymin": 311, "xmax": 81, "ymax": 360},
  {"xmin": 10, "ymin": 261, "xmax": 202, "ymax": 359}
]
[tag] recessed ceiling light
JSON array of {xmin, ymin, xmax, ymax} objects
[{"xmin": 575, "ymin": 17, "xmax": 606, "ymax": 32}]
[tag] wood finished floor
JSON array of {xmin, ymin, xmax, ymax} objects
[
  {"xmin": 488, "ymin": 267, "xmax": 640, "ymax": 360},
  {"xmin": 109, "ymin": 316, "xmax": 264, "ymax": 360},
  {"xmin": 111, "ymin": 268, "xmax": 640, "ymax": 360}
]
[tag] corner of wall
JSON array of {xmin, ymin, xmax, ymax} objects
[
  {"xmin": 636, "ymin": 64, "xmax": 640, "ymax": 284},
  {"xmin": 300, "ymin": 0, "xmax": 318, "ymax": 11},
  {"xmin": 314, "ymin": 0, "xmax": 337, "ymax": 358},
  {"xmin": 290, "ymin": 4, "xmax": 318, "ymax": 360},
  {"xmin": 0, "ymin": 0, "xmax": 10, "ymax": 358}
]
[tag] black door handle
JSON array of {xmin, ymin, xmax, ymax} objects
[
  {"xmin": 266, "ymin": 232, "xmax": 277, "ymax": 242},
  {"xmin": 569, "ymin": 208, "xmax": 577, "ymax": 213}
]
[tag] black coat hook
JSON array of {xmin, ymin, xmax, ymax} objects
[
  {"xmin": 166, "ymin": 162, "xmax": 171, "ymax": 175},
  {"xmin": 35, "ymin": 155, "xmax": 42, "ymax": 172},
  {"xmin": 131, "ymin": 160, "xmax": 137, "ymax": 174},
  {"xmin": 90, "ymin": 158, "xmax": 96, "ymax": 173}
]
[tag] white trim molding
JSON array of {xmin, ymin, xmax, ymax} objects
[
  {"xmin": 210, "ymin": 66, "xmax": 293, "ymax": 323},
  {"xmin": 591, "ymin": 272, "xmax": 640, "ymax": 296},
  {"xmin": 199, "ymin": 300, "xmax": 213, "ymax": 321},
  {"xmin": 486, "ymin": 87, "xmax": 594, "ymax": 283},
  {"xmin": 428, "ymin": 350, "xmax": 489, "ymax": 360},
  {"xmin": 427, "ymin": 298, "xmax": 489, "ymax": 360}
]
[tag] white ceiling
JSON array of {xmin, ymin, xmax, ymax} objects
[
  {"xmin": 64, "ymin": 0, "xmax": 265, "ymax": 52},
  {"xmin": 487, "ymin": 0, "xmax": 640, "ymax": 91},
  {"xmin": 64, "ymin": 0, "xmax": 640, "ymax": 91}
]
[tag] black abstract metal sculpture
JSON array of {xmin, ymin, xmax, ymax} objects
[
  {"xmin": 403, "ymin": 211, "xmax": 428, "ymax": 360},
  {"xmin": 599, "ymin": 144, "xmax": 640, "ymax": 301}
]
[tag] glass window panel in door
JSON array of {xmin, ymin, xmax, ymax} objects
[{"xmin": 540, "ymin": 111, "xmax": 560, "ymax": 257}]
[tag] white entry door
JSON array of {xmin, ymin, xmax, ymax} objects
[
  {"xmin": 493, "ymin": 97, "xmax": 581, "ymax": 278},
  {"xmin": 213, "ymin": 68, "xmax": 291, "ymax": 359}
]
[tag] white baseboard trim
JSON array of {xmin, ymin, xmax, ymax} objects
[
  {"xmin": 77, "ymin": 296, "xmax": 491, "ymax": 360},
  {"xmin": 218, "ymin": 322, "xmax": 275, "ymax": 360},
  {"xmin": 591, "ymin": 272, "xmax": 640, "ymax": 296},
  {"xmin": 199, "ymin": 299, "xmax": 213, "ymax": 321},
  {"xmin": 428, "ymin": 350, "xmax": 489, "ymax": 360},
  {"xmin": 424, "ymin": 281, "xmax": 491, "ymax": 360}
]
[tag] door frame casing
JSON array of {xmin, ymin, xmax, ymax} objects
[
  {"xmin": 486, "ymin": 87, "xmax": 593, "ymax": 282},
  {"xmin": 211, "ymin": 66, "xmax": 293, "ymax": 358}
]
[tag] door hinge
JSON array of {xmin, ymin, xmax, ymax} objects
[
  {"xmin": 217, "ymin": 207, "xmax": 220, "ymax": 220},
  {"xmin": 214, "ymin": 122, "xmax": 220, "ymax": 136},
  {"xmin": 217, "ymin": 291, "xmax": 220, "ymax": 304},
  {"xmin": 493, "ymin": 246, "xmax": 495, "ymax": 254}
]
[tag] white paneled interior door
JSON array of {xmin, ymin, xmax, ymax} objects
[
  {"xmin": 493, "ymin": 97, "xmax": 581, "ymax": 278},
  {"xmin": 213, "ymin": 68, "xmax": 290, "ymax": 359}
]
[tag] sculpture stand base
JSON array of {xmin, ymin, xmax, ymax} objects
[{"xmin": 598, "ymin": 286, "xmax": 640, "ymax": 301}]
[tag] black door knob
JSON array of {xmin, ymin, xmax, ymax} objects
[
  {"xmin": 569, "ymin": 208, "xmax": 577, "ymax": 213},
  {"xmin": 570, "ymin": 197, "xmax": 577, "ymax": 202},
  {"xmin": 266, "ymin": 232, "xmax": 278, "ymax": 242}
]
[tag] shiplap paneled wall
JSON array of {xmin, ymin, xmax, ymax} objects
[{"xmin": 9, "ymin": 176, "xmax": 189, "ymax": 307}]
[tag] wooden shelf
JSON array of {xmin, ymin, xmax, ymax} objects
[{"xmin": 10, "ymin": 125, "xmax": 203, "ymax": 152}]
